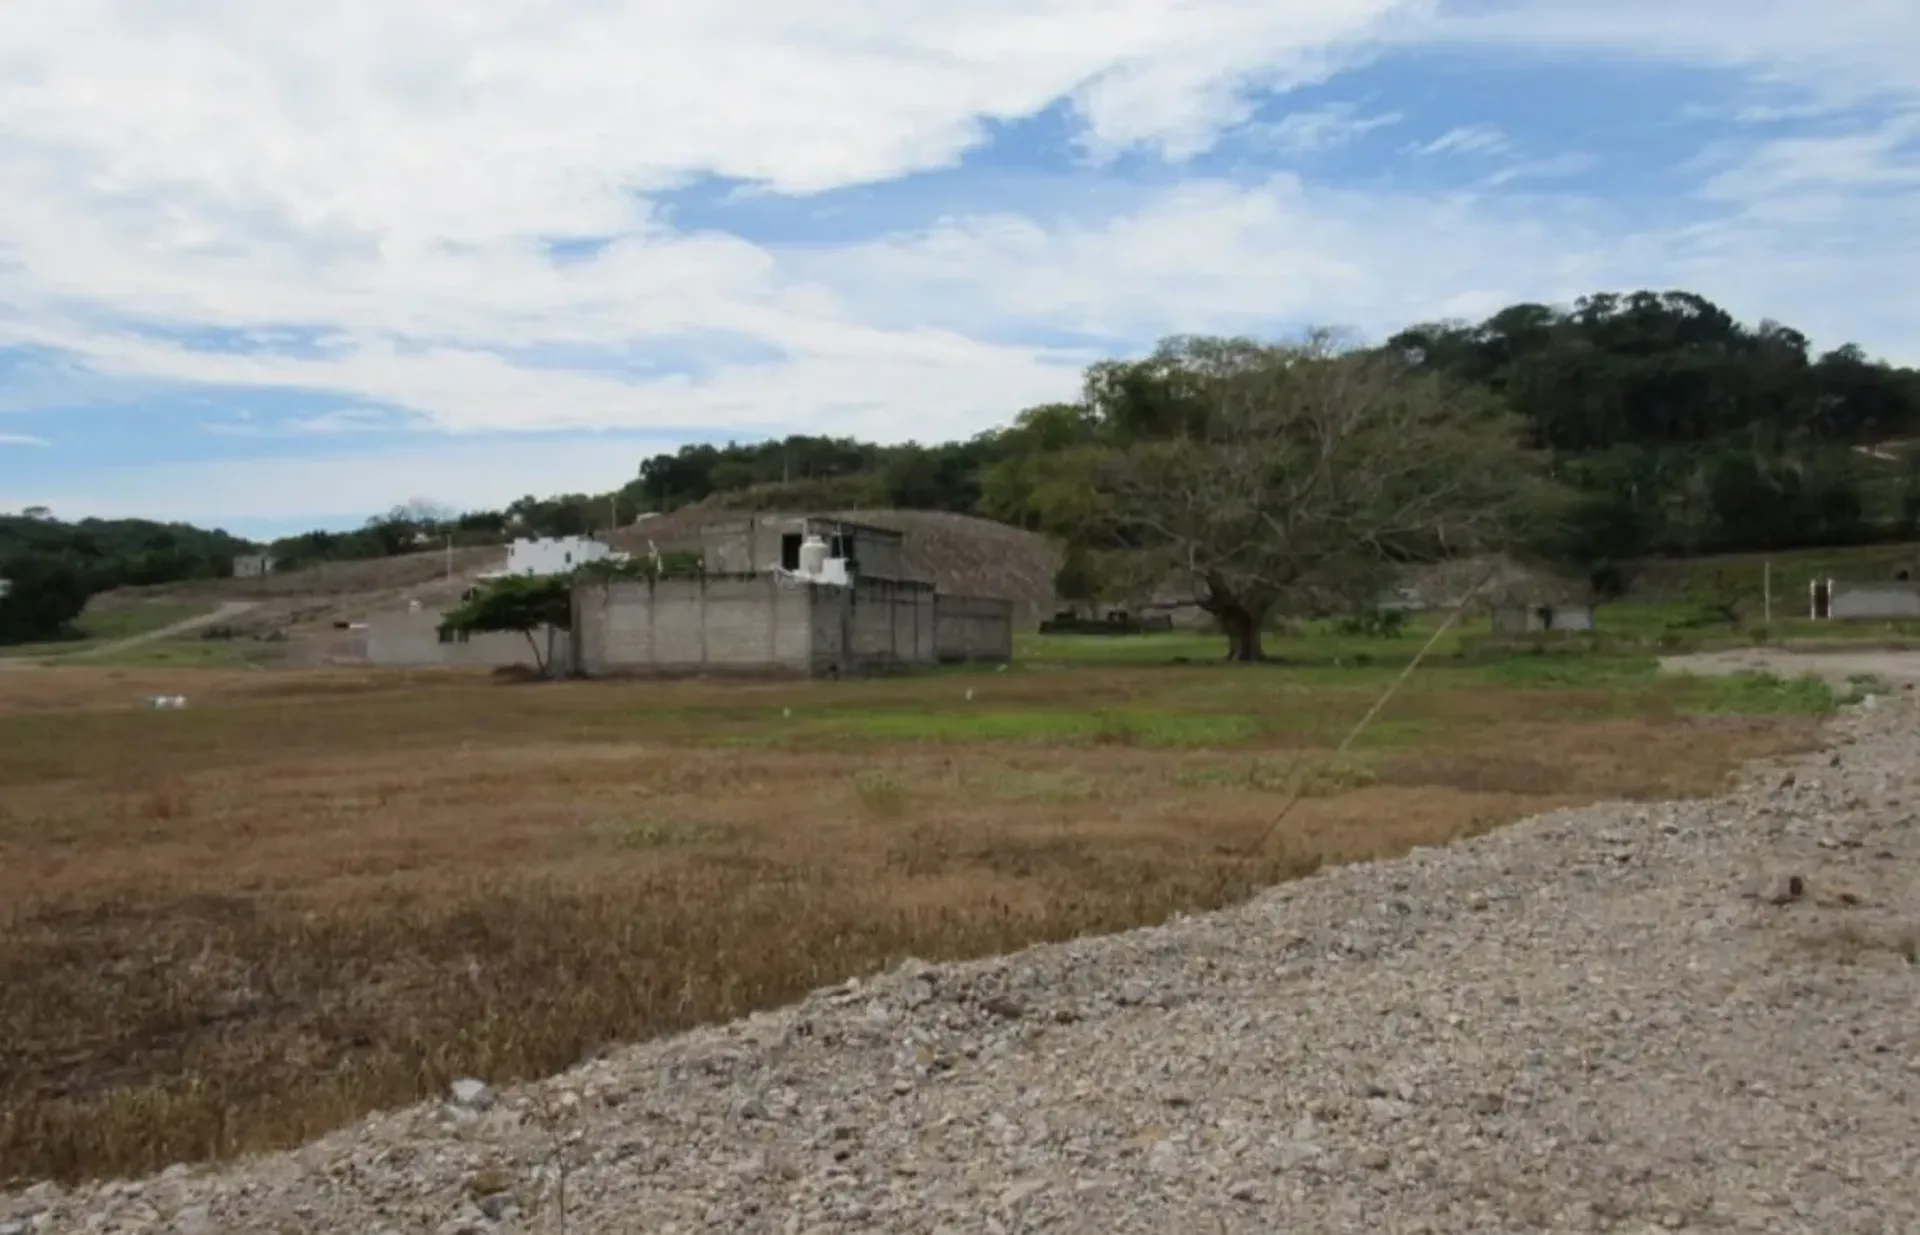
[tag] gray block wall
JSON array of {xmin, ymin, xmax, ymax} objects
[
  {"xmin": 698, "ymin": 515, "xmax": 914, "ymax": 581},
  {"xmin": 934, "ymin": 594, "xmax": 1015, "ymax": 662},
  {"xmin": 330, "ymin": 609, "xmax": 567, "ymax": 670},
  {"xmin": 573, "ymin": 575, "xmax": 815, "ymax": 675},
  {"xmin": 573, "ymin": 573, "xmax": 981, "ymax": 678},
  {"xmin": 1828, "ymin": 582, "xmax": 1920, "ymax": 620},
  {"xmin": 841, "ymin": 578, "xmax": 936, "ymax": 670}
]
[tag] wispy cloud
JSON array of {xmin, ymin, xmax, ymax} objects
[
  {"xmin": 1255, "ymin": 102, "xmax": 1403, "ymax": 154},
  {"xmin": 1698, "ymin": 111, "xmax": 1920, "ymax": 200},
  {"xmin": 1482, "ymin": 152, "xmax": 1601, "ymax": 187},
  {"xmin": 0, "ymin": 433, "xmax": 51, "ymax": 448},
  {"xmin": 1411, "ymin": 125, "xmax": 1511, "ymax": 157},
  {"xmin": 201, "ymin": 407, "xmax": 422, "ymax": 438}
]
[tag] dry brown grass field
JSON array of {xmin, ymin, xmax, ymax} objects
[{"xmin": 0, "ymin": 651, "xmax": 1830, "ymax": 1185}]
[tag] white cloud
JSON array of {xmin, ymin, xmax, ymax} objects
[
  {"xmin": 1256, "ymin": 103, "xmax": 1404, "ymax": 154},
  {"xmin": 1412, "ymin": 125, "xmax": 1510, "ymax": 157},
  {"xmin": 3, "ymin": 435, "xmax": 673, "ymax": 526},
  {"xmin": 1481, "ymin": 152, "xmax": 1600, "ymax": 187},
  {"xmin": 0, "ymin": 433, "xmax": 51, "ymax": 447},
  {"xmin": 1427, "ymin": 1, "xmax": 1920, "ymax": 110},
  {"xmin": 1697, "ymin": 112, "xmax": 1920, "ymax": 200},
  {"xmin": 1, "ymin": 0, "xmax": 1918, "ymax": 531}
]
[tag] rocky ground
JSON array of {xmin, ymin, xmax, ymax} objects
[{"xmin": 9, "ymin": 690, "xmax": 1918, "ymax": 1234}]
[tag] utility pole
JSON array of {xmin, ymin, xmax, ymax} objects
[
  {"xmin": 1763, "ymin": 559, "xmax": 1772, "ymax": 629},
  {"xmin": 608, "ymin": 493, "xmax": 617, "ymax": 533},
  {"xmin": 445, "ymin": 532, "xmax": 453, "ymax": 581}
]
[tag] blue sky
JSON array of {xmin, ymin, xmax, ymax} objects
[{"xmin": 2, "ymin": 1, "xmax": 1916, "ymax": 539}]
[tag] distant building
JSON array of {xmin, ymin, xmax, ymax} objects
[
  {"xmin": 0, "ymin": 577, "xmax": 11, "ymax": 600},
  {"xmin": 1489, "ymin": 603, "xmax": 1595, "ymax": 634},
  {"xmin": 312, "ymin": 516, "xmax": 1012, "ymax": 676},
  {"xmin": 574, "ymin": 513, "xmax": 1012, "ymax": 677},
  {"xmin": 231, "ymin": 552, "xmax": 276, "ymax": 579},
  {"xmin": 490, "ymin": 535, "xmax": 624, "ymax": 578},
  {"xmin": 1811, "ymin": 578, "xmax": 1920, "ymax": 621}
]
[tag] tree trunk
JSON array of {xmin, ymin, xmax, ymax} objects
[
  {"xmin": 522, "ymin": 627, "xmax": 547, "ymax": 677},
  {"xmin": 1218, "ymin": 605, "xmax": 1265, "ymax": 662}
]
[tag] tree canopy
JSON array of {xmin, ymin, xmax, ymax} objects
[
  {"xmin": 0, "ymin": 511, "xmax": 258, "ymax": 646},
  {"xmin": 982, "ymin": 332, "xmax": 1561, "ymax": 659},
  {"xmin": 0, "ymin": 554, "xmax": 90, "ymax": 645},
  {"xmin": 437, "ymin": 576, "xmax": 573, "ymax": 676}
]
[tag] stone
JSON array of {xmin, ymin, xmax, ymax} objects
[{"xmin": 449, "ymin": 1078, "xmax": 494, "ymax": 1110}]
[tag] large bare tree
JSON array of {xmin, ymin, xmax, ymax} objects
[{"xmin": 993, "ymin": 332, "xmax": 1561, "ymax": 661}]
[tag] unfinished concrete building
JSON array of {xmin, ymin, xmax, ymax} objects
[{"xmin": 573, "ymin": 514, "xmax": 1013, "ymax": 676}]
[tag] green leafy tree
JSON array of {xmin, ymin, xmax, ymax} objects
[
  {"xmin": 1005, "ymin": 332, "xmax": 1562, "ymax": 661},
  {"xmin": 0, "ymin": 555, "xmax": 90, "ymax": 645},
  {"xmin": 438, "ymin": 576, "xmax": 573, "ymax": 677}
]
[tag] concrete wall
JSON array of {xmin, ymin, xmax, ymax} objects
[
  {"xmin": 232, "ymin": 553, "xmax": 275, "ymax": 578},
  {"xmin": 831, "ymin": 577, "xmax": 936, "ymax": 671},
  {"xmin": 321, "ymin": 609, "xmax": 568, "ymax": 670},
  {"xmin": 573, "ymin": 574, "xmax": 816, "ymax": 676},
  {"xmin": 806, "ymin": 580, "xmax": 933, "ymax": 676},
  {"xmin": 699, "ymin": 519, "xmax": 765, "ymax": 574},
  {"xmin": 573, "ymin": 573, "xmax": 945, "ymax": 676},
  {"xmin": 934, "ymin": 594, "xmax": 1014, "ymax": 662},
  {"xmin": 830, "ymin": 522, "xmax": 909, "ymax": 581},
  {"xmin": 1828, "ymin": 581, "xmax": 1920, "ymax": 620},
  {"xmin": 1490, "ymin": 603, "xmax": 1595, "ymax": 634},
  {"xmin": 699, "ymin": 515, "xmax": 912, "ymax": 580}
]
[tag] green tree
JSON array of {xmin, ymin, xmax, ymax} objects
[
  {"xmin": 1007, "ymin": 332, "xmax": 1560, "ymax": 661},
  {"xmin": 0, "ymin": 555, "xmax": 90, "ymax": 645},
  {"xmin": 438, "ymin": 576, "xmax": 573, "ymax": 677}
]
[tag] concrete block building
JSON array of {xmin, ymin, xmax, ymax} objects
[{"xmin": 572, "ymin": 514, "xmax": 1012, "ymax": 677}]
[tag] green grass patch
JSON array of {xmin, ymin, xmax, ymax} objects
[
  {"xmin": 1675, "ymin": 670, "xmax": 1838, "ymax": 716},
  {"xmin": 1015, "ymin": 614, "xmax": 1478, "ymax": 668},
  {"xmin": 0, "ymin": 601, "xmax": 215, "ymax": 659}
]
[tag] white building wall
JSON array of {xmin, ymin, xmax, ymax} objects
[
  {"xmin": 1828, "ymin": 582, "xmax": 1920, "ymax": 620},
  {"xmin": 505, "ymin": 536, "xmax": 616, "ymax": 577}
]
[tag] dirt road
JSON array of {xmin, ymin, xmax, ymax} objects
[
  {"xmin": 1662, "ymin": 645, "xmax": 1920, "ymax": 687},
  {"xmin": 0, "ymin": 600, "xmax": 259, "ymax": 668}
]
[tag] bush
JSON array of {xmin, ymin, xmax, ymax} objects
[{"xmin": 1333, "ymin": 608, "xmax": 1408, "ymax": 638}]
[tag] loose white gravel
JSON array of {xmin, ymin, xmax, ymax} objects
[{"xmin": 9, "ymin": 690, "xmax": 1919, "ymax": 1234}]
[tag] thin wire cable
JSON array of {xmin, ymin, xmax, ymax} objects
[{"xmin": 1236, "ymin": 564, "xmax": 1501, "ymax": 859}]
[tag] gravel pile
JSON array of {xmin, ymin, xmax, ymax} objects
[{"xmin": 10, "ymin": 695, "xmax": 1919, "ymax": 1234}]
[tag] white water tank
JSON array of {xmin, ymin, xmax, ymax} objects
[{"xmin": 798, "ymin": 534, "xmax": 830, "ymax": 576}]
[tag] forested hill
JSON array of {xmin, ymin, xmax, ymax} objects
[
  {"xmin": 0, "ymin": 511, "xmax": 260, "ymax": 643},
  {"xmin": 630, "ymin": 290, "xmax": 1920, "ymax": 566},
  {"xmin": 1386, "ymin": 291, "xmax": 1920, "ymax": 563},
  {"xmin": 0, "ymin": 511, "xmax": 257, "ymax": 590}
]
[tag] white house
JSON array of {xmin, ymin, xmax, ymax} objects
[{"xmin": 489, "ymin": 535, "xmax": 625, "ymax": 579}]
